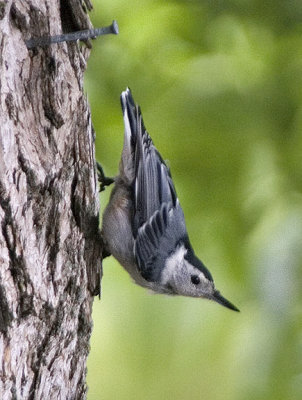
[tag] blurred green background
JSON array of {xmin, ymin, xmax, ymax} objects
[{"xmin": 85, "ymin": 1, "xmax": 302, "ymax": 399}]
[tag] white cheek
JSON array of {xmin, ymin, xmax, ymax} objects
[
  {"xmin": 161, "ymin": 245, "xmax": 187, "ymax": 285},
  {"xmin": 198, "ymin": 272, "xmax": 208, "ymax": 283},
  {"xmin": 185, "ymin": 264, "xmax": 207, "ymax": 282}
]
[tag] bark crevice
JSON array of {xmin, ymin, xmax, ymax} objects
[{"xmin": 0, "ymin": 1, "xmax": 101, "ymax": 398}]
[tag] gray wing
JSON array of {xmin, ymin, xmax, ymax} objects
[
  {"xmin": 134, "ymin": 201, "xmax": 188, "ymax": 282},
  {"xmin": 122, "ymin": 88, "xmax": 188, "ymax": 282},
  {"xmin": 133, "ymin": 110, "xmax": 177, "ymax": 233}
]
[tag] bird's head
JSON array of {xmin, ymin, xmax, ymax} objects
[{"xmin": 160, "ymin": 244, "xmax": 239, "ymax": 312}]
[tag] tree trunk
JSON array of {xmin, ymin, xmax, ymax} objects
[{"xmin": 0, "ymin": 1, "xmax": 101, "ymax": 398}]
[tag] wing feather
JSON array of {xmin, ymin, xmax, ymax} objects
[
  {"xmin": 134, "ymin": 202, "xmax": 187, "ymax": 281},
  {"xmin": 133, "ymin": 112, "xmax": 177, "ymax": 234},
  {"xmin": 121, "ymin": 88, "xmax": 188, "ymax": 282}
]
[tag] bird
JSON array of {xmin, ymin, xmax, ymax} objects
[{"xmin": 99, "ymin": 88, "xmax": 239, "ymax": 311}]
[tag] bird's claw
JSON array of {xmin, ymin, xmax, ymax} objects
[{"xmin": 97, "ymin": 162, "xmax": 114, "ymax": 192}]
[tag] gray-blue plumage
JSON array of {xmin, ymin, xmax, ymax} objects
[
  {"xmin": 121, "ymin": 90, "xmax": 187, "ymax": 282},
  {"xmin": 101, "ymin": 88, "xmax": 239, "ymax": 311}
]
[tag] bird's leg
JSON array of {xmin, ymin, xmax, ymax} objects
[
  {"xmin": 97, "ymin": 162, "xmax": 114, "ymax": 192},
  {"xmin": 101, "ymin": 240, "xmax": 111, "ymax": 266},
  {"xmin": 102, "ymin": 248, "xmax": 111, "ymax": 259}
]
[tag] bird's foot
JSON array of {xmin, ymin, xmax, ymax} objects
[{"xmin": 97, "ymin": 162, "xmax": 114, "ymax": 192}]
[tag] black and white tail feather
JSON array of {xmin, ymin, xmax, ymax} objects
[{"xmin": 101, "ymin": 88, "xmax": 239, "ymax": 312}]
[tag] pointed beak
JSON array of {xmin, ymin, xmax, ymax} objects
[{"xmin": 212, "ymin": 290, "xmax": 240, "ymax": 312}]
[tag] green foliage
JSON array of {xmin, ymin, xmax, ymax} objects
[{"xmin": 86, "ymin": 1, "xmax": 302, "ymax": 399}]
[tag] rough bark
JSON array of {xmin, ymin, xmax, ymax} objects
[{"xmin": 0, "ymin": 1, "xmax": 101, "ymax": 398}]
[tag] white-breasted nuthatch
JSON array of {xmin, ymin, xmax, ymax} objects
[{"xmin": 99, "ymin": 88, "xmax": 239, "ymax": 311}]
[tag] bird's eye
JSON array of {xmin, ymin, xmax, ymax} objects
[{"xmin": 191, "ymin": 275, "xmax": 200, "ymax": 285}]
